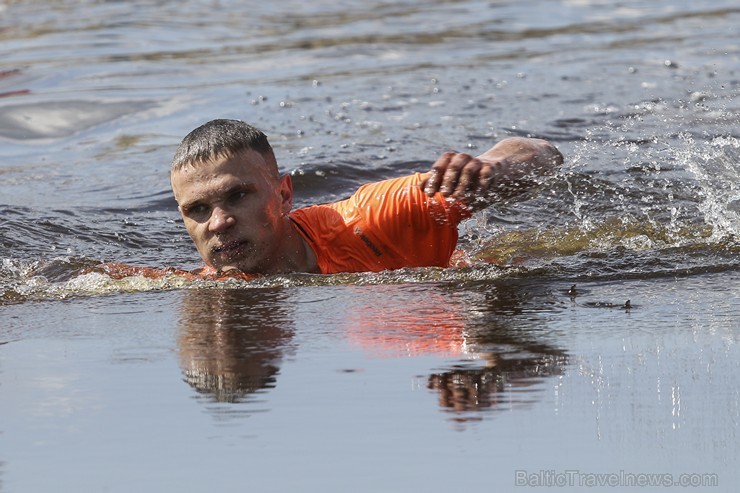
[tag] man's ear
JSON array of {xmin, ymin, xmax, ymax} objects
[{"xmin": 278, "ymin": 174, "xmax": 294, "ymax": 214}]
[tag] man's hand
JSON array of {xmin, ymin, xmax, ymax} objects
[{"xmin": 420, "ymin": 137, "xmax": 563, "ymax": 213}]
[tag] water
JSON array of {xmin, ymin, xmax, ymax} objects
[{"xmin": 1, "ymin": 0, "xmax": 739, "ymax": 491}]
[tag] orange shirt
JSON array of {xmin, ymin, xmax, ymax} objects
[{"xmin": 289, "ymin": 173, "xmax": 471, "ymax": 274}]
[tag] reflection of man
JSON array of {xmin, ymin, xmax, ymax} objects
[
  {"xmin": 177, "ymin": 289, "xmax": 294, "ymax": 403},
  {"xmin": 170, "ymin": 119, "xmax": 563, "ymax": 276},
  {"xmin": 428, "ymin": 351, "xmax": 566, "ymax": 414},
  {"xmin": 342, "ymin": 283, "xmax": 567, "ymax": 416}
]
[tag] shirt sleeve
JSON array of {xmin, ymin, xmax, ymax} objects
[{"xmin": 337, "ymin": 173, "xmax": 471, "ymax": 269}]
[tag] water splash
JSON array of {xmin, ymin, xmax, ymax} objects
[
  {"xmin": 0, "ymin": 256, "xmax": 519, "ymax": 304},
  {"xmin": 678, "ymin": 134, "xmax": 740, "ymax": 241},
  {"xmin": 0, "ymin": 258, "xmax": 194, "ymax": 303}
]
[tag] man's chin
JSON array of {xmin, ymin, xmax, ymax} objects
[
  {"xmin": 208, "ymin": 262, "xmax": 246, "ymax": 274},
  {"xmin": 210, "ymin": 258, "xmax": 261, "ymax": 275},
  {"xmin": 206, "ymin": 247, "xmax": 259, "ymax": 274},
  {"xmin": 196, "ymin": 263, "xmax": 259, "ymax": 280}
]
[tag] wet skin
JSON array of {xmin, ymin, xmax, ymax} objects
[{"xmin": 170, "ymin": 150, "xmax": 314, "ymax": 275}]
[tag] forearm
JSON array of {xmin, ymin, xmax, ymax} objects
[
  {"xmin": 473, "ymin": 137, "xmax": 563, "ymax": 205},
  {"xmin": 420, "ymin": 136, "xmax": 563, "ymax": 213}
]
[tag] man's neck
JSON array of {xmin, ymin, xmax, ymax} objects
[{"xmin": 283, "ymin": 216, "xmax": 319, "ymax": 274}]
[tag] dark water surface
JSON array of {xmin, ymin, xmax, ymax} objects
[{"xmin": 1, "ymin": 0, "xmax": 739, "ymax": 491}]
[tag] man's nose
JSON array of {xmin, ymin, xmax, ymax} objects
[{"xmin": 208, "ymin": 206, "xmax": 235, "ymax": 233}]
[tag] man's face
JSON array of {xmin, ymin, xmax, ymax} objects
[{"xmin": 171, "ymin": 150, "xmax": 293, "ymax": 274}]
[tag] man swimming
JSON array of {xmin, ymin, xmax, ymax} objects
[{"xmin": 169, "ymin": 119, "xmax": 563, "ymax": 276}]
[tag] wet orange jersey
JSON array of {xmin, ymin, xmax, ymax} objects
[{"xmin": 289, "ymin": 173, "xmax": 471, "ymax": 274}]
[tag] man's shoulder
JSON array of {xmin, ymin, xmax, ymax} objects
[
  {"xmin": 353, "ymin": 172, "xmax": 470, "ymax": 227},
  {"xmin": 350, "ymin": 172, "xmax": 427, "ymax": 213},
  {"xmin": 293, "ymin": 173, "xmax": 426, "ymax": 223},
  {"xmin": 353, "ymin": 172, "xmax": 425, "ymax": 197}
]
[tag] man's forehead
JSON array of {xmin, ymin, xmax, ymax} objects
[
  {"xmin": 172, "ymin": 161, "xmax": 266, "ymax": 205},
  {"xmin": 177, "ymin": 149, "xmax": 273, "ymax": 177}
]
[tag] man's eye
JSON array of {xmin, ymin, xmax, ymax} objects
[
  {"xmin": 228, "ymin": 191, "xmax": 248, "ymax": 203},
  {"xmin": 186, "ymin": 204, "xmax": 209, "ymax": 216}
]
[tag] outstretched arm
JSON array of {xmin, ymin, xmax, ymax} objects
[{"xmin": 419, "ymin": 137, "xmax": 563, "ymax": 213}]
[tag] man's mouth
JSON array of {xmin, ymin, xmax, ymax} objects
[{"xmin": 211, "ymin": 240, "xmax": 249, "ymax": 259}]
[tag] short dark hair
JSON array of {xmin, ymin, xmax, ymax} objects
[{"xmin": 171, "ymin": 119, "xmax": 277, "ymax": 176}]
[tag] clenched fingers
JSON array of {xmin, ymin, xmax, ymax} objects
[
  {"xmin": 452, "ymin": 157, "xmax": 483, "ymax": 199},
  {"xmin": 422, "ymin": 152, "xmax": 454, "ymax": 196},
  {"xmin": 423, "ymin": 152, "xmax": 479, "ymax": 197},
  {"xmin": 423, "ymin": 152, "xmax": 500, "ymax": 200}
]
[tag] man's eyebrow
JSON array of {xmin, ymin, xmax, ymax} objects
[
  {"xmin": 178, "ymin": 198, "xmax": 201, "ymax": 211},
  {"xmin": 222, "ymin": 182, "xmax": 257, "ymax": 195},
  {"xmin": 179, "ymin": 182, "xmax": 256, "ymax": 210}
]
